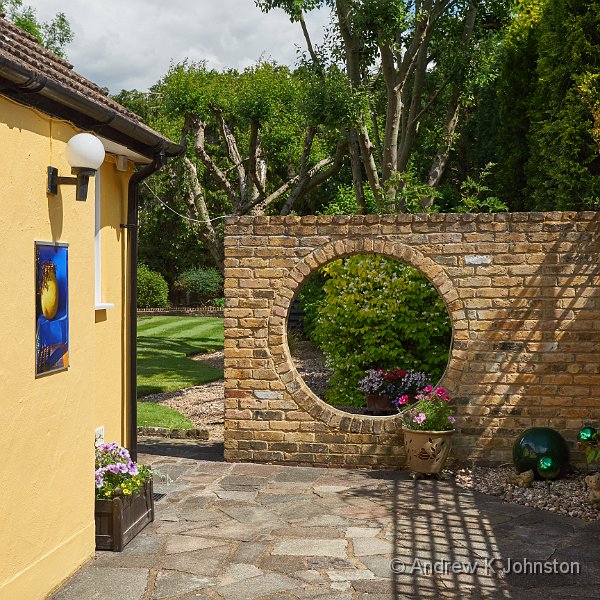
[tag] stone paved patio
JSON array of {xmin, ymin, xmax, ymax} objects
[{"xmin": 51, "ymin": 439, "xmax": 600, "ymax": 600}]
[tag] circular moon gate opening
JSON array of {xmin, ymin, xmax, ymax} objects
[{"xmin": 286, "ymin": 253, "xmax": 453, "ymax": 417}]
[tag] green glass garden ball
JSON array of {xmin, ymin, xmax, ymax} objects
[
  {"xmin": 578, "ymin": 427, "xmax": 599, "ymax": 444},
  {"xmin": 537, "ymin": 455, "xmax": 560, "ymax": 480},
  {"xmin": 512, "ymin": 427, "xmax": 570, "ymax": 480}
]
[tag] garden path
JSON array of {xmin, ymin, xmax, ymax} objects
[{"xmin": 51, "ymin": 439, "xmax": 600, "ymax": 600}]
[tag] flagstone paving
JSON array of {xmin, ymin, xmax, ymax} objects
[{"xmin": 51, "ymin": 439, "xmax": 600, "ymax": 600}]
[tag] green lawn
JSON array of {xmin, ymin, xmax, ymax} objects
[
  {"xmin": 137, "ymin": 315, "xmax": 224, "ymax": 398},
  {"xmin": 137, "ymin": 402, "xmax": 195, "ymax": 429}
]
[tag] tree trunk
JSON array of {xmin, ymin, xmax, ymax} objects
[
  {"xmin": 182, "ymin": 157, "xmax": 225, "ymax": 274},
  {"xmin": 348, "ymin": 129, "xmax": 366, "ymax": 214},
  {"xmin": 335, "ymin": 0, "xmax": 384, "ymax": 209},
  {"xmin": 380, "ymin": 43, "xmax": 402, "ymax": 186},
  {"xmin": 423, "ymin": 3, "xmax": 478, "ymax": 209},
  {"xmin": 423, "ymin": 100, "xmax": 461, "ymax": 208}
]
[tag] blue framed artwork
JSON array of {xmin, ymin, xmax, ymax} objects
[{"xmin": 35, "ymin": 242, "xmax": 69, "ymax": 376}]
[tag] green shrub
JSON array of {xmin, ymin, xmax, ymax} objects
[
  {"xmin": 175, "ymin": 268, "xmax": 223, "ymax": 303},
  {"xmin": 310, "ymin": 254, "xmax": 452, "ymax": 407},
  {"xmin": 317, "ymin": 184, "xmax": 377, "ymax": 215},
  {"xmin": 213, "ymin": 297, "xmax": 225, "ymax": 308},
  {"xmin": 137, "ymin": 264, "xmax": 169, "ymax": 308}
]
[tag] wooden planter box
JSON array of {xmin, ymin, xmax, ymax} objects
[{"xmin": 95, "ymin": 478, "xmax": 155, "ymax": 551}]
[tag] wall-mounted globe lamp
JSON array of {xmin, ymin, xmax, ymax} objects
[{"xmin": 47, "ymin": 133, "xmax": 105, "ymax": 201}]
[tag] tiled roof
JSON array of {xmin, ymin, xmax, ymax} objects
[{"xmin": 0, "ymin": 16, "xmax": 181, "ymax": 158}]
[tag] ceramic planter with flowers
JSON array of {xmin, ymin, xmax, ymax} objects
[
  {"xmin": 358, "ymin": 368, "xmax": 429, "ymax": 415},
  {"xmin": 397, "ymin": 386, "xmax": 456, "ymax": 475},
  {"xmin": 95, "ymin": 442, "xmax": 154, "ymax": 551}
]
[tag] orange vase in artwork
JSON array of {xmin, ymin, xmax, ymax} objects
[{"xmin": 40, "ymin": 262, "xmax": 59, "ymax": 320}]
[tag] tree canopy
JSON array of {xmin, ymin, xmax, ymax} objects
[
  {"xmin": 257, "ymin": 0, "xmax": 513, "ymax": 211},
  {"xmin": 113, "ymin": 0, "xmax": 599, "ymax": 278},
  {"xmin": 117, "ymin": 61, "xmax": 348, "ymax": 273},
  {"xmin": 457, "ymin": 0, "xmax": 600, "ymax": 211}
]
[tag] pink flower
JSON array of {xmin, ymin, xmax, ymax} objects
[
  {"xmin": 413, "ymin": 412, "xmax": 427, "ymax": 424},
  {"xmin": 435, "ymin": 387, "xmax": 446, "ymax": 397},
  {"xmin": 396, "ymin": 395, "xmax": 410, "ymax": 406},
  {"xmin": 423, "ymin": 385, "xmax": 433, "ymax": 393}
]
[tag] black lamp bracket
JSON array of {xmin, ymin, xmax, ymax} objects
[{"xmin": 47, "ymin": 166, "xmax": 96, "ymax": 201}]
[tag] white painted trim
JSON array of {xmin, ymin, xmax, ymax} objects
[
  {"xmin": 94, "ymin": 174, "xmax": 114, "ymax": 311},
  {"xmin": 98, "ymin": 136, "xmax": 150, "ymax": 164},
  {"xmin": 95, "ymin": 303, "xmax": 115, "ymax": 311}
]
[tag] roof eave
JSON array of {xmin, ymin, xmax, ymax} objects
[{"xmin": 0, "ymin": 55, "xmax": 183, "ymax": 160}]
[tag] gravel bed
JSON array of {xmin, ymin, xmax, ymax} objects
[
  {"xmin": 455, "ymin": 466, "xmax": 600, "ymax": 521},
  {"xmin": 290, "ymin": 339, "xmax": 333, "ymax": 398},
  {"xmin": 139, "ymin": 342, "xmax": 359, "ymax": 440},
  {"xmin": 139, "ymin": 351, "xmax": 225, "ymax": 440}
]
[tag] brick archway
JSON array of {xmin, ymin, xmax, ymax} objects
[
  {"xmin": 267, "ymin": 237, "xmax": 466, "ymax": 434},
  {"xmin": 224, "ymin": 212, "xmax": 600, "ymax": 469}
]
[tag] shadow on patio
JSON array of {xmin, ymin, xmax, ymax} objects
[{"xmin": 344, "ymin": 471, "xmax": 600, "ymax": 599}]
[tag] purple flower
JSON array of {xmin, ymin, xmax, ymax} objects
[
  {"xmin": 448, "ymin": 416, "xmax": 456, "ymax": 424},
  {"xmin": 358, "ymin": 369, "xmax": 387, "ymax": 394},
  {"xmin": 95, "ymin": 441, "xmax": 150, "ymax": 499}
]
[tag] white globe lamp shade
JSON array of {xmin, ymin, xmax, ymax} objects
[{"xmin": 66, "ymin": 133, "xmax": 105, "ymax": 170}]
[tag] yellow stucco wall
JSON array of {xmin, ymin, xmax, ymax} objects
[{"xmin": 0, "ymin": 95, "xmax": 131, "ymax": 599}]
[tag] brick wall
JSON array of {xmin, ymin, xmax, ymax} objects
[{"xmin": 223, "ymin": 212, "xmax": 600, "ymax": 469}]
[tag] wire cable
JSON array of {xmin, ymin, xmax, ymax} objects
[{"xmin": 142, "ymin": 181, "xmax": 233, "ymax": 224}]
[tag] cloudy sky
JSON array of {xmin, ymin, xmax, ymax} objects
[{"xmin": 28, "ymin": 0, "xmax": 330, "ymax": 93}]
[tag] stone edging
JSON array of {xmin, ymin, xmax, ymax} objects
[
  {"xmin": 137, "ymin": 307, "xmax": 224, "ymax": 317},
  {"xmin": 137, "ymin": 426, "xmax": 209, "ymax": 440}
]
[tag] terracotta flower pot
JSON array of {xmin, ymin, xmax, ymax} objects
[
  {"xmin": 403, "ymin": 428, "xmax": 454, "ymax": 474},
  {"xmin": 365, "ymin": 394, "xmax": 396, "ymax": 416}
]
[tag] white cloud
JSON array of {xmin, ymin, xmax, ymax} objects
[{"xmin": 27, "ymin": 0, "xmax": 330, "ymax": 92}]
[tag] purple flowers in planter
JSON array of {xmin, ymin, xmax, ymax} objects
[
  {"xmin": 357, "ymin": 369, "xmax": 388, "ymax": 394},
  {"xmin": 358, "ymin": 368, "xmax": 431, "ymax": 403},
  {"xmin": 95, "ymin": 442, "xmax": 148, "ymax": 499}
]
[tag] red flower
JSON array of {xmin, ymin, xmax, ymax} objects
[{"xmin": 384, "ymin": 368, "xmax": 407, "ymax": 382}]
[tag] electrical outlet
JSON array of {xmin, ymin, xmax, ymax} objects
[{"xmin": 95, "ymin": 426, "xmax": 105, "ymax": 445}]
